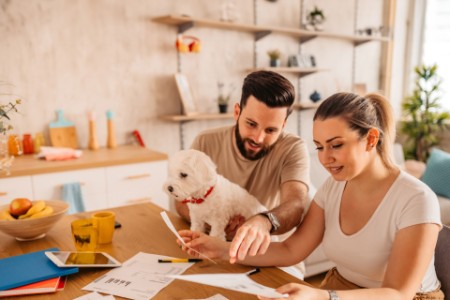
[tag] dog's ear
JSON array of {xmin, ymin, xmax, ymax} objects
[{"xmin": 193, "ymin": 150, "xmax": 217, "ymax": 183}]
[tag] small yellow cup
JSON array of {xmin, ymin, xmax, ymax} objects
[
  {"xmin": 71, "ymin": 219, "xmax": 98, "ymax": 251},
  {"xmin": 92, "ymin": 211, "xmax": 115, "ymax": 244}
]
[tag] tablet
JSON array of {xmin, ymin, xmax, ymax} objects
[{"xmin": 45, "ymin": 251, "xmax": 121, "ymax": 268}]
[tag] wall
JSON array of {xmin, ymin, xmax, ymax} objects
[{"xmin": 0, "ymin": 0, "xmax": 387, "ymax": 155}]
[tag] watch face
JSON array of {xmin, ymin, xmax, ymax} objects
[{"xmin": 267, "ymin": 212, "xmax": 280, "ymax": 231}]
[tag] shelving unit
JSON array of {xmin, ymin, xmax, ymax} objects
[
  {"xmin": 153, "ymin": 7, "xmax": 391, "ymax": 149},
  {"xmin": 152, "ymin": 15, "xmax": 389, "ymax": 45}
]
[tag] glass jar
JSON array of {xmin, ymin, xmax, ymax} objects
[
  {"xmin": 0, "ymin": 134, "xmax": 13, "ymax": 175},
  {"xmin": 22, "ymin": 134, "xmax": 34, "ymax": 155},
  {"xmin": 34, "ymin": 132, "xmax": 45, "ymax": 154},
  {"xmin": 8, "ymin": 134, "xmax": 22, "ymax": 156}
]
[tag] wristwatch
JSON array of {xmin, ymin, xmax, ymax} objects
[
  {"xmin": 258, "ymin": 211, "xmax": 280, "ymax": 233},
  {"xmin": 328, "ymin": 290, "xmax": 339, "ymax": 300}
]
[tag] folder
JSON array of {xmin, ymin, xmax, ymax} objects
[
  {"xmin": 0, "ymin": 277, "xmax": 61, "ymax": 297},
  {"xmin": 0, "ymin": 248, "xmax": 78, "ymax": 290}
]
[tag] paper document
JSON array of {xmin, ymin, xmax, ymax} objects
[
  {"xmin": 74, "ymin": 291, "xmax": 115, "ymax": 300},
  {"xmin": 83, "ymin": 252, "xmax": 194, "ymax": 300},
  {"xmin": 160, "ymin": 211, "xmax": 217, "ymax": 264},
  {"xmin": 169, "ymin": 271, "xmax": 287, "ymax": 298}
]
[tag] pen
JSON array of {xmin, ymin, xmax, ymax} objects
[
  {"xmin": 158, "ymin": 258, "xmax": 203, "ymax": 263},
  {"xmin": 246, "ymin": 268, "xmax": 260, "ymax": 276}
]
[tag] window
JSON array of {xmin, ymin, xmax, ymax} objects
[{"xmin": 422, "ymin": 0, "xmax": 450, "ymax": 110}]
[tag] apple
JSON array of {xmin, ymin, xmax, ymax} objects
[{"xmin": 9, "ymin": 198, "xmax": 33, "ymax": 217}]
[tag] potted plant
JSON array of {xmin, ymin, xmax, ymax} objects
[
  {"xmin": 305, "ymin": 6, "xmax": 325, "ymax": 31},
  {"xmin": 217, "ymin": 81, "xmax": 235, "ymax": 113},
  {"xmin": 267, "ymin": 49, "xmax": 281, "ymax": 67},
  {"xmin": 400, "ymin": 64, "xmax": 450, "ymax": 162}
]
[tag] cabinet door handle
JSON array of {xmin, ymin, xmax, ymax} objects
[
  {"xmin": 0, "ymin": 192, "xmax": 7, "ymax": 197},
  {"xmin": 125, "ymin": 173, "xmax": 151, "ymax": 180}
]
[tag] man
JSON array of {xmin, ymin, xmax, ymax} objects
[{"xmin": 175, "ymin": 70, "xmax": 310, "ymax": 265}]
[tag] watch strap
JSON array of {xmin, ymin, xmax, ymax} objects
[
  {"xmin": 328, "ymin": 290, "xmax": 339, "ymax": 300},
  {"xmin": 258, "ymin": 211, "xmax": 280, "ymax": 233}
]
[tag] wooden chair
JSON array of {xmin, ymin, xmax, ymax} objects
[{"xmin": 435, "ymin": 225, "xmax": 450, "ymax": 299}]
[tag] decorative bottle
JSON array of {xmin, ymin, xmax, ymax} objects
[
  {"xmin": 88, "ymin": 111, "xmax": 99, "ymax": 150},
  {"xmin": 106, "ymin": 110, "xmax": 117, "ymax": 149}
]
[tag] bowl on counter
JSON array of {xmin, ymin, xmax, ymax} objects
[{"xmin": 0, "ymin": 200, "xmax": 69, "ymax": 241}]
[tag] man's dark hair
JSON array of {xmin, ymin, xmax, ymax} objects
[{"xmin": 240, "ymin": 70, "xmax": 295, "ymax": 117}]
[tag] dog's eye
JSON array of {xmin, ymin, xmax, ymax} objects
[{"xmin": 179, "ymin": 172, "xmax": 188, "ymax": 178}]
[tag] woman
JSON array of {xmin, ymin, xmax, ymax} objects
[{"xmin": 179, "ymin": 92, "xmax": 443, "ymax": 300}]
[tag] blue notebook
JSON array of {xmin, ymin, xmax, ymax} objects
[{"xmin": 0, "ymin": 248, "xmax": 78, "ymax": 290}]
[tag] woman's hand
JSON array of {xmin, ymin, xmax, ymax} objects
[
  {"xmin": 257, "ymin": 283, "xmax": 329, "ymax": 300},
  {"xmin": 177, "ymin": 230, "xmax": 230, "ymax": 260}
]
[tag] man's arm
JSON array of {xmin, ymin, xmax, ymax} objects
[
  {"xmin": 228, "ymin": 180, "xmax": 309, "ymax": 261},
  {"xmin": 263, "ymin": 180, "xmax": 309, "ymax": 234}
]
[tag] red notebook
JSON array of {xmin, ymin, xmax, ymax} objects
[{"xmin": 0, "ymin": 277, "xmax": 61, "ymax": 297}]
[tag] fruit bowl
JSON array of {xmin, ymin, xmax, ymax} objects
[{"xmin": 0, "ymin": 200, "xmax": 69, "ymax": 241}]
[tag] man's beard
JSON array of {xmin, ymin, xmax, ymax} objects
[{"xmin": 235, "ymin": 123, "xmax": 273, "ymax": 161}]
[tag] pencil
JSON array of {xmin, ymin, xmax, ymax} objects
[{"xmin": 158, "ymin": 258, "xmax": 203, "ymax": 263}]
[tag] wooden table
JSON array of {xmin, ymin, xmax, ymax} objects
[{"xmin": 0, "ymin": 203, "xmax": 305, "ymax": 299}]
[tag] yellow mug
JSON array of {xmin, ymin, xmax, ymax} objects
[
  {"xmin": 92, "ymin": 211, "xmax": 115, "ymax": 244},
  {"xmin": 71, "ymin": 219, "xmax": 98, "ymax": 251}
]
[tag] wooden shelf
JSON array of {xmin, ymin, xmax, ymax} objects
[
  {"xmin": 246, "ymin": 67, "xmax": 328, "ymax": 78},
  {"xmin": 293, "ymin": 103, "xmax": 320, "ymax": 110},
  {"xmin": 159, "ymin": 105, "xmax": 318, "ymax": 123},
  {"xmin": 152, "ymin": 15, "xmax": 390, "ymax": 45},
  {"xmin": 159, "ymin": 113, "xmax": 234, "ymax": 122}
]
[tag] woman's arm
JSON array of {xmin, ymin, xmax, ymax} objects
[
  {"xmin": 179, "ymin": 201, "xmax": 326, "ymax": 266},
  {"xmin": 258, "ymin": 223, "xmax": 441, "ymax": 300},
  {"xmin": 379, "ymin": 223, "xmax": 440, "ymax": 299}
]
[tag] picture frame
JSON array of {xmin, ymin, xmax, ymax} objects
[
  {"xmin": 287, "ymin": 55, "xmax": 299, "ymax": 67},
  {"xmin": 174, "ymin": 73, "xmax": 198, "ymax": 115},
  {"xmin": 288, "ymin": 54, "xmax": 317, "ymax": 68},
  {"xmin": 298, "ymin": 54, "xmax": 316, "ymax": 68}
]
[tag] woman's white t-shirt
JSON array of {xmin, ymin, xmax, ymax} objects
[{"xmin": 314, "ymin": 170, "xmax": 441, "ymax": 292}]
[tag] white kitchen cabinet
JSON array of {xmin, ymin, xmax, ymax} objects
[
  {"xmin": 31, "ymin": 168, "xmax": 108, "ymax": 212},
  {"xmin": 105, "ymin": 161, "xmax": 168, "ymax": 210},
  {"xmin": 0, "ymin": 176, "xmax": 34, "ymax": 205}
]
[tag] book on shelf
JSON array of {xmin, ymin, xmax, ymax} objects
[
  {"xmin": 0, "ymin": 276, "xmax": 64, "ymax": 297},
  {"xmin": 0, "ymin": 248, "xmax": 78, "ymax": 290}
]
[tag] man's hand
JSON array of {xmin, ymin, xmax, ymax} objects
[
  {"xmin": 228, "ymin": 215, "xmax": 272, "ymax": 264},
  {"xmin": 225, "ymin": 214, "xmax": 246, "ymax": 241}
]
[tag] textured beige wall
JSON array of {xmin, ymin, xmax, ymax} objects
[{"xmin": 0, "ymin": 0, "xmax": 386, "ymax": 155}]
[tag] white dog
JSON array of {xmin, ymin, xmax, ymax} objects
[{"xmin": 163, "ymin": 149, "xmax": 267, "ymax": 241}]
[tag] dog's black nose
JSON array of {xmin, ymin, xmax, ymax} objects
[{"xmin": 168, "ymin": 186, "xmax": 173, "ymax": 192}]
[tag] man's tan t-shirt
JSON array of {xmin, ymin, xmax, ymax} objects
[{"xmin": 191, "ymin": 125, "xmax": 310, "ymax": 209}]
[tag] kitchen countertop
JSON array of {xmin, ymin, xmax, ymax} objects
[{"xmin": 0, "ymin": 145, "xmax": 168, "ymax": 179}]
